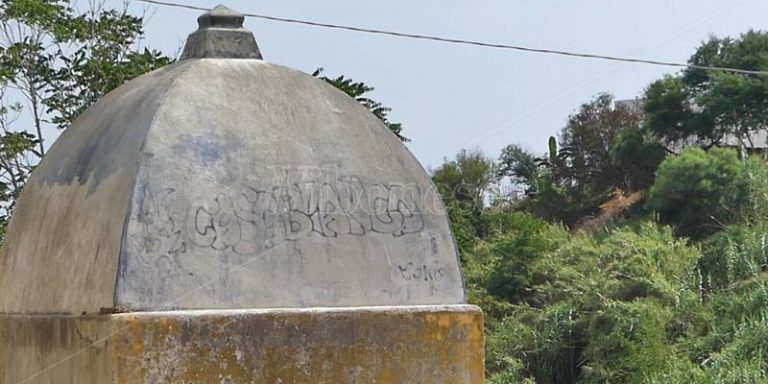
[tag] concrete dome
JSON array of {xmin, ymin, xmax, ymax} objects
[{"xmin": 0, "ymin": 6, "xmax": 465, "ymax": 314}]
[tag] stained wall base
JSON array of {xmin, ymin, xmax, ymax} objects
[{"xmin": 1, "ymin": 305, "xmax": 484, "ymax": 383}]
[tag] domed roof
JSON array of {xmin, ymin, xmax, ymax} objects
[{"xmin": 0, "ymin": 6, "xmax": 465, "ymax": 314}]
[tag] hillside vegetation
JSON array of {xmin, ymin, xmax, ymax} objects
[{"xmin": 432, "ymin": 31, "xmax": 768, "ymax": 383}]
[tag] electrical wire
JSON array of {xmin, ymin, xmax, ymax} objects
[{"xmin": 133, "ymin": 0, "xmax": 768, "ymax": 76}]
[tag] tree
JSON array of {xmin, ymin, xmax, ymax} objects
[
  {"xmin": 497, "ymin": 143, "xmax": 541, "ymax": 194},
  {"xmin": 559, "ymin": 93, "xmax": 643, "ymax": 195},
  {"xmin": 0, "ymin": 0, "xmax": 172, "ymax": 240},
  {"xmin": 643, "ymin": 75, "xmax": 710, "ymax": 147},
  {"xmin": 644, "ymin": 30, "xmax": 768, "ymax": 149},
  {"xmin": 312, "ymin": 68, "xmax": 408, "ymax": 142},
  {"xmin": 431, "ymin": 149, "xmax": 495, "ymax": 239},
  {"xmin": 431, "ymin": 149, "xmax": 494, "ymax": 206},
  {"xmin": 610, "ymin": 127, "xmax": 667, "ymax": 192},
  {"xmin": 499, "ymin": 94, "xmax": 647, "ymax": 227},
  {"xmin": 647, "ymin": 147, "xmax": 768, "ymax": 240}
]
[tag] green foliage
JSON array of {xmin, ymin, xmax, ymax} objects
[
  {"xmin": 482, "ymin": 213, "xmax": 562, "ymax": 304},
  {"xmin": 643, "ymin": 75, "xmax": 706, "ymax": 145},
  {"xmin": 522, "ymin": 171, "xmax": 607, "ymax": 227},
  {"xmin": 647, "ymin": 147, "xmax": 768, "ymax": 240},
  {"xmin": 312, "ymin": 68, "xmax": 408, "ymax": 142},
  {"xmin": 487, "ymin": 366, "xmax": 536, "ymax": 384},
  {"xmin": 692, "ymin": 235, "xmax": 768, "ymax": 383},
  {"xmin": 0, "ymin": 0, "xmax": 172, "ymax": 128},
  {"xmin": 644, "ymin": 30, "xmax": 768, "ymax": 148},
  {"xmin": 431, "ymin": 149, "xmax": 495, "ymax": 241},
  {"xmin": 0, "ymin": 128, "xmax": 36, "ymax": 239},
  {"xmin": 432, "ymin": 149, "xmax": 494, "ymax": 205},
  {"xmin": 499, "ymin": 93, "xmax": 651, "ymax": 227},
  {"xmin": 477, "ymin": 222, "xmax": 702, "ymax": 383},
  {"xmin": 457, "ymin": 202, "xmax": 768, "ymax": 382},
  {"xmin": 558, "ymin": 93, "xmax": 643, "ymax": 195},
  {"xmin": 701, "ymin": 224, "xmax": 768, "ymax": 291},
  {"xmin": 454, "ymin": 28, "xmax": 768, "ymax": 384},
  {"xmin": 497, "ymin": 144, "xmax": 539, "ymax": 192},
  {"xmin": 548, "ymin": 136, "xmax": 557, "ymax": 162},
  {"xmin": 611, "ymin": 127, "xmax": 667, "ymax": 191}
]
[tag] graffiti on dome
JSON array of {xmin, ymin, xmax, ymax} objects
[{"xmin": 131, "ymin": 176, "xmax": 432, "ymax": 257}]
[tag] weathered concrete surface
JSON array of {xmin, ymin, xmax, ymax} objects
[
  {"xmin": 0, "ymin": 314, "xmax": 113, "ymax": 383},
  {"xmin": 0, "ymin": 56, "xmax": 465, "ymax": 313},
  {"xmin": 0, "ymin": 62, "xmax": 195, "ymax": 314},
  {"xmin": 0, "ymin": 305, "xmax": 484, "ymax": 383},
  {"xmin": 116, "ymin": 59, "xmax": 465, "ymax": 310}
]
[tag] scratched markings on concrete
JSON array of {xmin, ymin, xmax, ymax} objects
[{"xmin": 131, "ymin": 176, "xmax": 430, "ymax": 258}]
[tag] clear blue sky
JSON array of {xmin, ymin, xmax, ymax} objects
[{"xmin": 121, "ymin": 0, "xmax": 768, "ymax": 169}]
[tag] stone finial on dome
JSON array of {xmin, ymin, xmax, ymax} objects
[
  {"xmin": 180, "ymin": 5, "xmax": 263, "ymax": 60},
  {"xmin": 197, "ymin": 4, "xmax": 245, "ymax": 28}
]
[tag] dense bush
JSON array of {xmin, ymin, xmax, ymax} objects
[
  {"xmin": 647, "ymin": 147, "xmax": 768, "ymax": 240},
  {"xmin": 459, "ymin": 208, "xmax": 768, "ymax": 383}
]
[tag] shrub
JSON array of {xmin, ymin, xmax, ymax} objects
[{"xmin": 647, "ymin": 148, "xmax": 768, "ymax": 240}]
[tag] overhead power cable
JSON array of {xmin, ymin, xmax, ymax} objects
[{"xmin": 134, "ymin": 0, "xmax": 768, "ymax": 76}]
